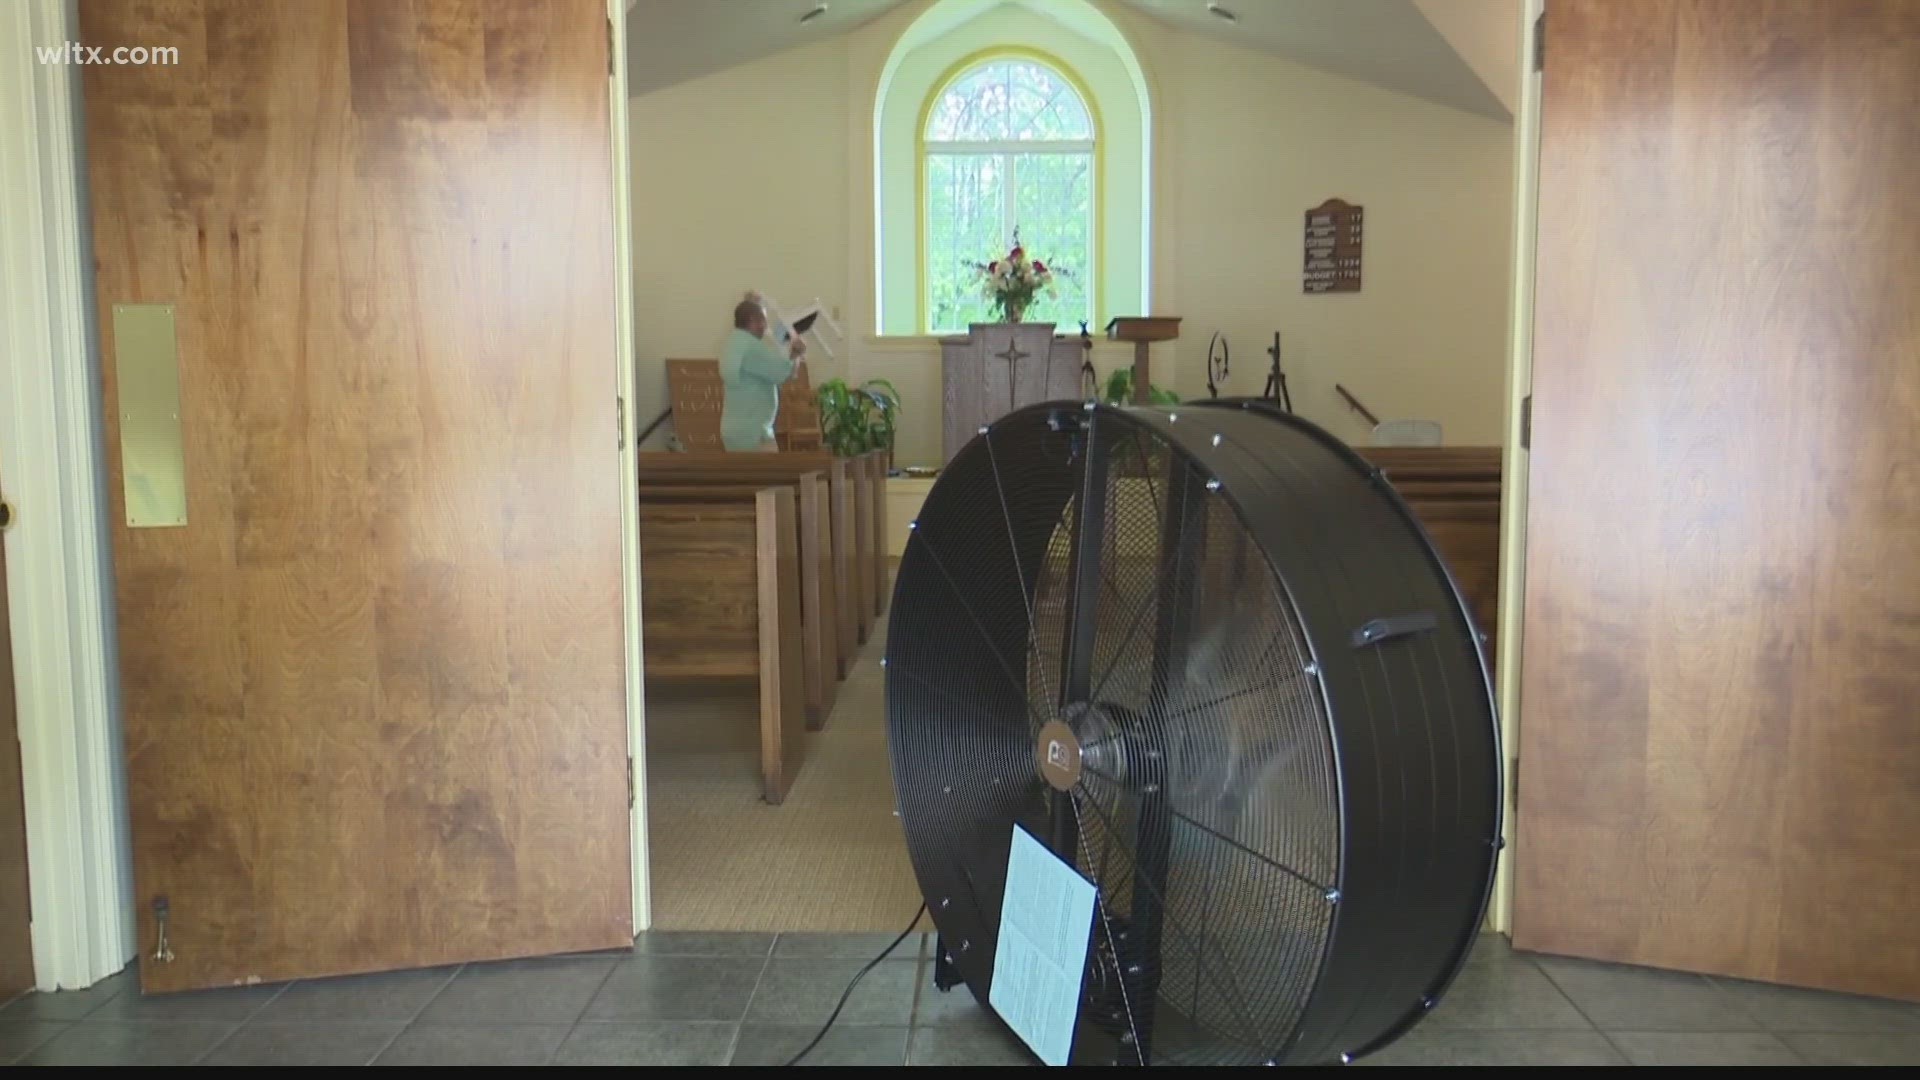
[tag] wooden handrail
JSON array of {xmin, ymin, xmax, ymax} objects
[
  {"xmin": 1335, "ymin": 384, "xmax": 1380, "ymax": 426},
  {"xmin": 635, "ymin": 406, "xmax": 673, "ymax": 447}
]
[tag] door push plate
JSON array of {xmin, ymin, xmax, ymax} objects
[{"xmin": 111, "ymin": 303, "xmax": 188, "ymax": 528}]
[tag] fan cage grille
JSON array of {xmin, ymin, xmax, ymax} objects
[{"xmin": 886, "ymin": 401, "xmax": 1500, "ymax": 1066}]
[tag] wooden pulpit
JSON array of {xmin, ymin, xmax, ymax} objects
[
  {"xmin": 939, "ymin": 322, "xmax": 1084, "ymax": 466},
  {"xmin": 1105, "ymin": 316, "xmax": 1182, "ymax": 403}
]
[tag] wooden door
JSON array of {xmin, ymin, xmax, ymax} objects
[
  {"xmin": 0, "ymin": 533, "xmax": 33, "ymax": 999},
  {"xmin": 1516, "ymin": 0, "xmax": 1920, "ymax": 1001},
  {"xmin": 80, "ymin": 0, "xmax": 631, "ymax": 993}
]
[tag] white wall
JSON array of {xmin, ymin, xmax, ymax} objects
[
  {"xmin": 1152, "ymin": 28, "xmax": 1514, "ymax": 445},
  {"xmin": 628, "ymin": 39, "xmax": 853, "ymax": 442},
  {"xmin": 629, "ymin": 0, "xmax": 1515, "ymax": 462},
  {"xmin": 1414, "ymin": 0, "xmax": 1522, "ymax": 118}
]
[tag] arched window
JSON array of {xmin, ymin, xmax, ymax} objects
[{"xmin": 921, "ymin": 55, "xmax": 1096, "ymax": 333}]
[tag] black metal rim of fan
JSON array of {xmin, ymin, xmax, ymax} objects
[{"xmin": 884, "ymin": 399, "xmax": 1502, "ymax": 1066}]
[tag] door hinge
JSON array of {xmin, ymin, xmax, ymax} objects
[
  {"xmin": 1532, "ymin": 10, "xmax": 1545, "ymax": 72},
  {"xmin": 626, "ymin": 757, "xmax": 636, "ymax": 809},
  {"xmin": 1519, "ymin": 394, "xmax": 1532, "ymax": 449},
  {"xmin": 617, "ymin": 396, "xmax": 627, "ymax": 450},
  {"xmin": 607, "ymin": 16, "xmax": 615, "ymax": 77},
  {"xmin": 0, "ymin": 496, "xmax": 14, "ymax": 532}
]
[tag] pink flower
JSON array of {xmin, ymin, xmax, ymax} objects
[
  {"xmin": 987, "ymin": 261, "xmax": 998, "ymax": 272},
  {"xmin": 1010, "ymin": 246, "xmax": 1024, "ymax": 261},
  {"xmin": 1031, "ymin": 261, "xmax": 1046, "ymax": 272}
]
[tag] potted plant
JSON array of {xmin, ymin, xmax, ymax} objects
[
  {"xmin": 1100, "ymin": 367, "xmax": 1180, "ymax": 408},
  {"xmin": 1097, "ymin": 369, "xmax": 1180, "ymax": 479},
  {"xmin": 971, "ymin": 228, "xmax": 1059, "ymax": 324},
  {"xmin": 816, "ymin": 377, "xmax": 901, "ymax": 468}
]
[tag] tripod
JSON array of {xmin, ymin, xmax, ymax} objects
[{"xmin": 1263, "ymin": 331, "xmax": 1293, "ymax": 412}]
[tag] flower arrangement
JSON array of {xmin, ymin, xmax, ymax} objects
[{"xmin": 973, "ymin": 229, "xmax": 1058, "ymax": 323}]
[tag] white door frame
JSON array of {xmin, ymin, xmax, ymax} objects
[
  {"xmin": 0, "ymin": 0, "xmax": 136, "ymax": 993},
  {"xmin": 608, "ymin": 0, "xmax": 654, "ymax": 935},
  {"xmin": 0, "ymin": 0, "xmax": 651, "ymax": 991},
  {"xmin": 1487, "ymin": 0, "xmax": 1543, "ymax": 936}
]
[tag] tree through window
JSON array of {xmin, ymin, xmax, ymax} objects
[{"xmin": 923, "ymin": 57, "xmax": 1095, "ymax": 333}]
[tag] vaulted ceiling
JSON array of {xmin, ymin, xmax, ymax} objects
[{"xmin": 626, "ymin": 0, "xmax": 1514, "ymax": 120}]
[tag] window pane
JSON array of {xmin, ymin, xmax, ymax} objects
[
  {"xmin": 926, "ymin": 64, "xmax": 1010, "ymax": 142},
  {"xmin": 924, "ymin": 148, "xmax": 1094, "ymax": 333},
  {"xmin": 925, "ymin": 153, "xmax": 1004, "ymax": 332},
  {"xmin": 1009, "ymin": 64, "xmax": 1093, "ymax": 141},
  {"xmin": 1011, "ymin": 153, "xmax": 1093, "ymax": 328},
  {"xmin": 925, "ymin": 60, "xmax": 1093, "ymax": 143}
]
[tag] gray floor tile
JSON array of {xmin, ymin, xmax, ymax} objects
[
  {"xmin": 1462, "ymin": 931, "xmax": 1517, "ymax": 964},
  {"xmin": 414, "ymin": 955, "xmax": 617, "ymax": 1025},
  {"xmin": 553, "ymin": 1019, "xmax": 738, "ymax": 1065},
  {"xmin": 584, "ymin": 955, "xmax": 766, "ymax": 1022},
  {"xmin": 19, "ymin": 1018, "xmax": 238, "ymax": 1066},
  {"xmin": 1711, "ymin": 975, "xmax": 1920, "ymax": 1033},
  {"xmin": 634, "ymin": 931, "xmax": 777, "ymax": 957},
  {"xmin": 747, "ymin": 958, "xmax": 919, "ymax": 1028},
  {"xmin": 913, "ymin": 980, "xmax": 995, "ymax": 1027},
  {"xmin": 907, "ymin": 1013, "xmax": 1034, "ymax": 1066},
  {"xmin": 0, "ymin": 968, "xmax": 132, "ymax": 1022},
  {"xmin": 200, "ymin": 1020, "xmax": 406, "ymax": 1065},
  {"xmin": 255, "ymin": 967, "xmax": 459, "ymax": 1022},
  {"xmin": 1535, "ymin": 955, "xmax": 1759, "ymax": 1031},
  {"xmin": 1356, "ymin": 1028, "xmax": 1629, "ymax": 1066},
  {"xmin": 372, "ymin": 1023, "xmax": 572, "ymax": 1066},
  {"xmin": 773, "ymin": 931, "xmax": 924, "ymax": 961},
  {"xmin": 0, "ymin": 1020, "xmax": 70, "ymax": 1064},
  {"xmin": 730, "ymin": 1022, "xmax": 909, "ymax": 1066},
  {"xmin": 1780, "ymin": 1030, "xmax": 1920, "ymax": 1066},
  {"xmin": 1608, "ymin": 1030, "xmax": 1805, "ymax": 1065},
  {"xmin": 92, "ymin": 981, "xmax": 285, "ymax": 1022},
  {"xmin": 1423, "ymin": 953, "xmax": 1592, "ymax": 1030}
]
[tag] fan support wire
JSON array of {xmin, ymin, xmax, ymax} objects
[{"xmin": 782, "ymin": 903, "xmax": 929, "ymax": 1066}]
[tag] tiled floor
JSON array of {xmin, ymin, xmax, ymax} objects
[{"xmin": 4, "ymin": 932, "xmax": 1917, "ymax": 1065}]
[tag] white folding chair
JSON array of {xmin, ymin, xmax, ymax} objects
[
  {"xmin": 764, "ymin": 296, "xmax": 844, "ymax": 362},
  {"xmin": 1371, "ymin": 419, "xmax": 1443, "ymax": 447}
]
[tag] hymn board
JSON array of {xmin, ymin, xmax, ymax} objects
[{"xmin": 1304, "ymin": 199, "xmax": 1363, "ymax": 293}]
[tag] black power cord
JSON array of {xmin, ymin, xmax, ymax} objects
[{"xmin": 783, "ymin": 903, "xmax": 929, "ymax": 1066}]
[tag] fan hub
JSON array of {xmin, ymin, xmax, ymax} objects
[{"xmin": 1035, "ymin": 719, "xmax": 1083, "ymax": 791}]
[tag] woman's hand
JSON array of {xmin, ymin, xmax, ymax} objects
[{"xmin": 788, "ymin": 336, "xmax": 807, "ymax": 359}]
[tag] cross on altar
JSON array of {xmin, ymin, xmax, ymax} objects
[{"xmin": 994, "ymin": 337, "xmax": 1030, "ymax": 415}]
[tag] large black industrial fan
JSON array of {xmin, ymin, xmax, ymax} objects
[{"xmin": 884, "ymin": 398, "xmax": 1501, "ymax": 1066}]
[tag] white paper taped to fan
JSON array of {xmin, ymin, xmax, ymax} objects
[{"xmin": 991, "ymin": 824, "xmax": 1097, "ymax": 1066}]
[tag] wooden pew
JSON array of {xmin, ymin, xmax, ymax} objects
[
  {"xmin": 1358, "ymin": 446, "xmax": 1503, "ymax": 667},
  {"xmin": 657, "ymin": 361, "xmax": 888, "ymax": 627},
  {"xmin": 637, "ymin": 488, "xmax": 806, "ymax": 804},
  {"xmin": 664, "ymin": 358, "xmax": 724, "ymax": 450},
  {"xmin": 638, "ymin": 451, "xmax": 873, "ymax": 658},
  {"xmin": 860, "ymin": 451, "xmax": 890, "ymax": 618},
  {"xmin": 775, "ymin": 368, "xmax": 824, "ymax": 452},
  {"xmin": 639, "ymin": 479, "xmax": 837, "ymax": 729},
  {"xmin": 664, "ymin": 357, "xmax": 823, "ymax": 452}
]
